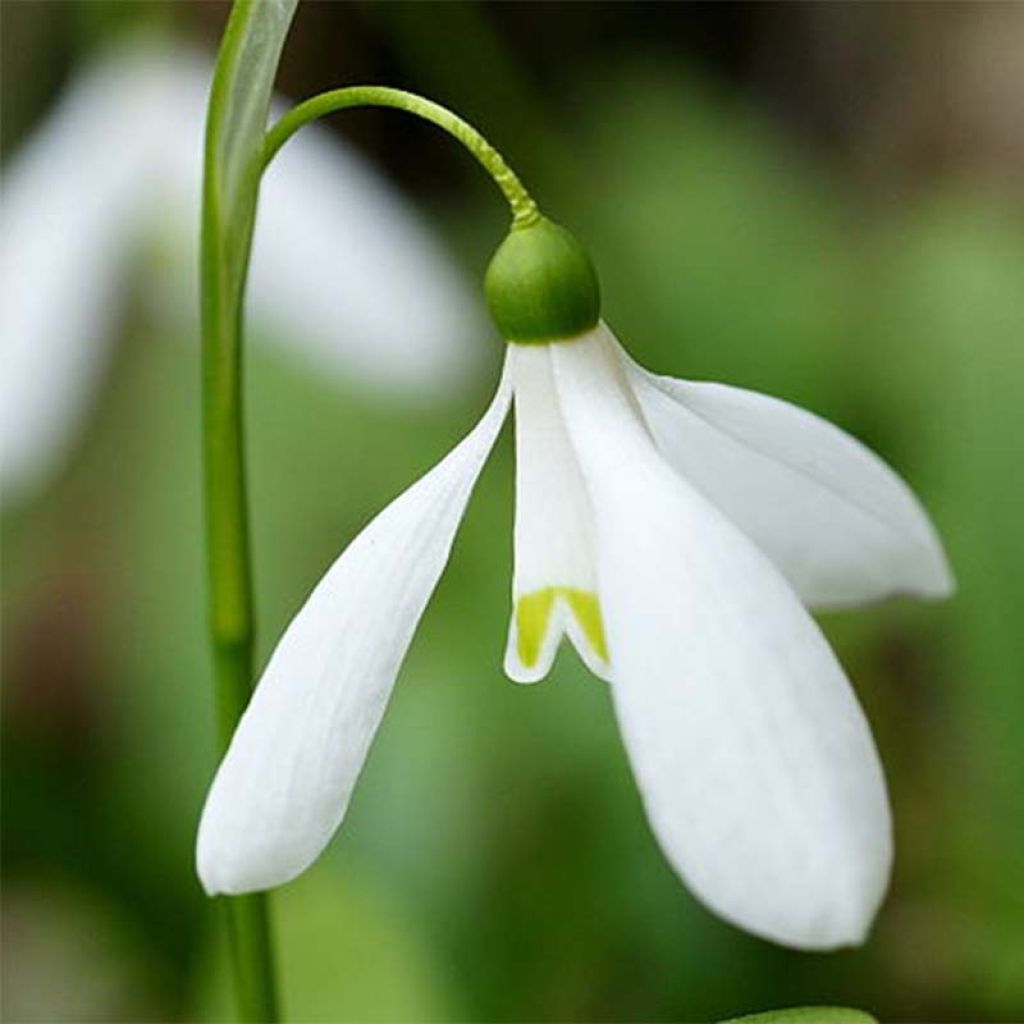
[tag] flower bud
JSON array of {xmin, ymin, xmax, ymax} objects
[{"xmin": 485, "ymin": 215, "xmax": 600, "ymax": 343}]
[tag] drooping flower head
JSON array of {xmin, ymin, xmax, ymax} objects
[{"xmin": 197, "ymin": 205, "xmax": 952, "ymax": 950}]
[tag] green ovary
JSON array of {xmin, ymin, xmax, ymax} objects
[{"xmin": 515, "ymin": 587, "xmax": 609, "ymax": 667}]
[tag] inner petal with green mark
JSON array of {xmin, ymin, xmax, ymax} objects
[
  {"xmin": 515, "ymin": 586, "xmax": 609, "ymax": 673},
  {"xmin": 505, "ymin": 342, "xmax": 607, "ymax": 684}
]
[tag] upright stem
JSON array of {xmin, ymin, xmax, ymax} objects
[
  {"xmin": 200, "ymin": 4, "xmax": 281, "ymax": 1012},
  {"xmin": 201, "ymin": 245, "xmax": 279, "ymax": 1019}
]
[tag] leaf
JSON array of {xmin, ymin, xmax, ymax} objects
[
  {"xmin": 202, "ymin": 0, "xmax": 298, "ymax": 327},
  {"xmin": 720, "ymin": 1007, "xmax": 877, "ymax": 1024}
]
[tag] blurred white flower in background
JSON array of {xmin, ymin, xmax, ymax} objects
[{"xmin": 0, "ymin": 36, "xmax": 484, "ymax": 500}]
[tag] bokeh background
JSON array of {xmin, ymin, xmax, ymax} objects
[{"xmin": 3, "ymin": 2, "xmax": 1023, "ymax": 1021}]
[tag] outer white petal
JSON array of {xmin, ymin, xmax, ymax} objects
[
  {"xmin": 0, "ymin": 45, "xmax": 158, "ymax": 497},
  {"xmin": 504, "ymin": 344, "xmax": 607, "ymax": 683},
  {"xmin": 620, "ymin": 345, "xmax": 953, "ymax": 608},
  {"xmin": 196, "ymin": 363, "xmax": 511, "ymax": 895},
  {"xmin": 552, "ymin": 326, "xmax": 892, "ymax": 950}
]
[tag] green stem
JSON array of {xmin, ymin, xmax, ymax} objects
[
  {"xmin": 263, "ymin": 86, "xmax": 540, "ymax": 227},
  {"xmin": 200, "ymin": 2, "xmax": 288, "ymax": 1018},
  {"xmin": 201, "ymin": 203, "xmax": 280, "ymax": 1021}
]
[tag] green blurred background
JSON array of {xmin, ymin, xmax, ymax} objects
[{"xmin": 3, "ymin": 2, "xmax": 1023, "ymax": 1021}]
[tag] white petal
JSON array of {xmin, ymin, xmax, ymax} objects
[
  {"xmin": 620, "ymin": 345, "xmax": 953, "ymax": 608},
  {"xmin": 504, "ymin": 344, "xmax": 608, "ymax": 684},
  {"xmin": 552, "ymin": 326, "xmax": 892, "ymax": 949},
  {"xmin": 0, "ymin": 44, "xmax": 158, "ymax": 497},
  {"xmin": 196, "ymin": 363, "xmax": 511, "ymax": 895}
]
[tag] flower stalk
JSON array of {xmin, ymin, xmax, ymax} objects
[
  {"xmin": 201, "ymin": 0, "xmax": 297, "ymax": 1019},
  {"xmin": 262, "ymin": 85, "xmax": 539, "ymax": 227}
]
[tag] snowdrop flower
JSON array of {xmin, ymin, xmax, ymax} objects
[
  {"xmin": 197, "ymin": 214, "xmax": 953, "ymax": 950},
  {"xmin": 0, "ymin": 37, "xmax": 482, "ymax": 499}
]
